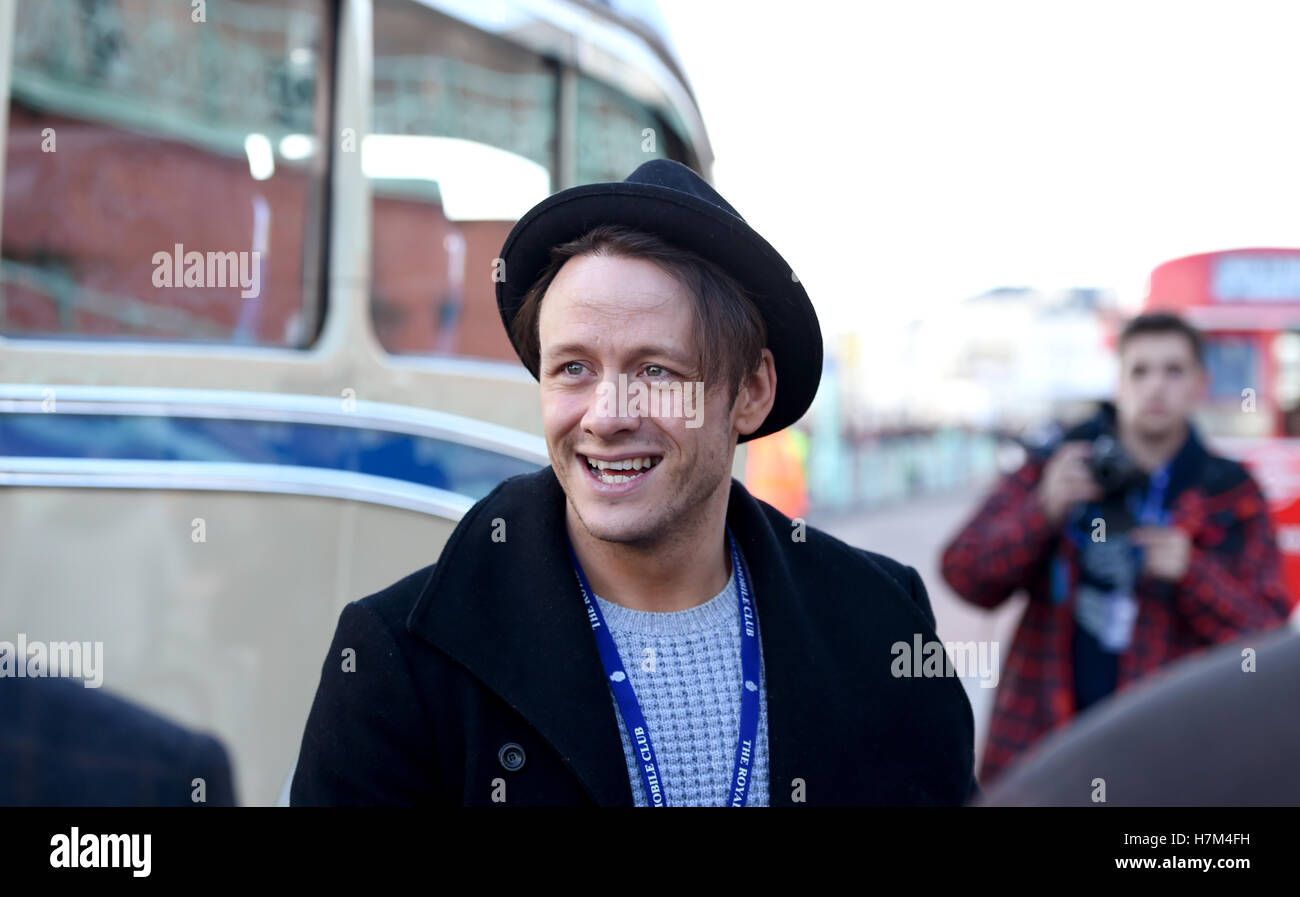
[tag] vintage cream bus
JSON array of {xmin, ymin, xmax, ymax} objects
[{"xmin": 0, "ymin": 0, "xmax": 715, "ymax": 805}]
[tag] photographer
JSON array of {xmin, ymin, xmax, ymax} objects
[{"xmin": 941, "ymin": 312, "xmax": 1291, "ymax": 787}]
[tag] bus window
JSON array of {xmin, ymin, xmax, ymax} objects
[
  {"xmin": 1, "ymin": 0, "xmax": 330, "ymax": 346},
  {"xmin": 367, "ymin": 0, "xmax": 704, "ymax": 362},
  {"xmin": 1203, "ymin": 335, "xmax": 1259, "ymax": 401},
  {"xmin": 1198, "ymin": 334, "xmax": 1267, "ymax": 438},
  {"xmin": 575, "ymin": 74, "xmax": 681, "ymax": 185},
  {"xmin": 368, "ymin": 0, "xmax": 555, "ymax": 360}
]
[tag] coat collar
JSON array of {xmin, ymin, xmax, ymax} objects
[{"xmin": 405, "ymin": 464, "xmax": 841, "ymax": 806}]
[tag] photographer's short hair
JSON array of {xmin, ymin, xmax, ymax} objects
[{"xmin": 1118, "ymin": 312, "xmax": 1204, "ymax": 367}]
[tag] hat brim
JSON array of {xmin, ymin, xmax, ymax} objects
[{"xmin": 496, "ymin": 181, "xmax": 822, "ymax": 443}]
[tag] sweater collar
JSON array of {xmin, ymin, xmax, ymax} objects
[{"xmin": 593, "ymin": 569, "xmax": 739, "ymax": 638}]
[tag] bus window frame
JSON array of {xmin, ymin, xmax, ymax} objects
[{"xmin": 0, "ymin": 0, "xmax": 338, "ymax": 352}]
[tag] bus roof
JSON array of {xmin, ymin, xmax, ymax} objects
[{"xmin": 1145, "ymin": 247, "xmax": 1300, "ymax": 331}]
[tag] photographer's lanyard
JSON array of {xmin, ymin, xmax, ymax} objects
[
  {"xmin": 1055, "ymin": 462, "xmax": 1173, "ymax": 604},
  {"xmin": 1137, "ymin": 464, "xmax": 1171, "ymax": 526},
  {"xmin": 566, "ymin": 525, "xmax": 761, "ymax": 807},
  {"xmin": 1126, "ymin": 463, "xmax": 1172, "ymax": 579}
]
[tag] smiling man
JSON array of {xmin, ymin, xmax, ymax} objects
[{"xmin": 291, "ymin": 159, "xmax": 978, "ymax": 806}]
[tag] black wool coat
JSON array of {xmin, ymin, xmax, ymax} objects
[{"xmin": 291, "ymin": 466, "xmax": 979, "ymax": 806}]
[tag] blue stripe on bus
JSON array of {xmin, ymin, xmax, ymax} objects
[{"xmin": 0, "ymin": 413, "xmax": 542, "ymax": 500}]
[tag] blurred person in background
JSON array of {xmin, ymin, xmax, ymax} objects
[
  {"xmin": 0, "ymin": 676, "xmax": 236, "ymax": 806},
  {"xmin": 941, "ymin": 312, "xmax": 1291, "ymax": 787}
]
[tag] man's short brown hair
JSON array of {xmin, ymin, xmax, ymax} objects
[
  {"xmin": 1118, "ymin": 311, "xmax": 1204, "ymax": 367},
  {"xmin": 509, "ymin": 224, "xmax": 768, "ymax": 410}
]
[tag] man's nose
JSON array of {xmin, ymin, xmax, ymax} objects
[{"xmin": 581, "ymin": 377, "xmax": 639, "ymax": 435}]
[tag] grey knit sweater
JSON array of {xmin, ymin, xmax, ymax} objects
[{"xmin": 592, "ymin": 557, "xmax": 770, "ymax": 807}]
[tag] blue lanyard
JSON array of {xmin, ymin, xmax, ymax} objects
[
  {"xmin": 567, "ymin": 525, "xmax": 762, "ymax": 807},
  {"xmin": 1125, "ymin": 463, "xmax": 1172, "ymax": 576},
  {"xmin": 1055, "ymin": 462, "xmax": 1173, "ymax": 603},
  {"xmin": 1136, "ymin": 464, "xmax": 1171, "ymax": 525}
]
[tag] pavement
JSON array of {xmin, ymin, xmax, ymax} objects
[{"xmin": 807, "ymin": 484, "xmax": 1029, "ymax": 768}]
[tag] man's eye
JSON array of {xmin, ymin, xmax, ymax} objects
[
  {"xmin": 644, "ymin": 364, "xmax": 669, "ymax": 377},
  {"xmin": 563, "ymin": 362, "xmax": 586, "ymax": 376}
]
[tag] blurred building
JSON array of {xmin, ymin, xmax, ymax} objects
[
  {"xmin": 794, "ymin": 287, "xmax": 1118, "ymax": 512},
  {"xmin": 900, "ymin": 285, "xmax": 1119, "ymax": 431}
]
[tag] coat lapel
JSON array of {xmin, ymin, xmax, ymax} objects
[
  {"xmin": 724, "ymin": 481, "xmax": 831, "ymax": 806},
  {"xmin": 406, "ymin": 466, "xmax": 635, "ymax": 805}
]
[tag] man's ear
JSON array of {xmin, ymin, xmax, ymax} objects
[{"xmin": 733, "ymin": 348, "xmax": 777, "ymax": 438}]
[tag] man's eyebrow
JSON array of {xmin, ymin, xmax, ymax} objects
[
  {"xmin": 541, "ymin": 342, "xmax": 591, "ymax": 360},
  {"xmin": 541, "ymin": 343, "xmax": 694, "ymax": 365}
]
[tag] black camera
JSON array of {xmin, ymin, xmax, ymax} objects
[{"xmin": 1086, "ymin": 434, "xmax": 1145, "ymax": 496}]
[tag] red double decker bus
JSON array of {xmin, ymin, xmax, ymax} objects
[{"xmin": 1143, "ymin": 247, "xmax": 1300, "ymax": 606}]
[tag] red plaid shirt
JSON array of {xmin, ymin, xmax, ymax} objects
[{"xmin": 941, "ymin": 430, "xmax": 1292, "ymax": 787}]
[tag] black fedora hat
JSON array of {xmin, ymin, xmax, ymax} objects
[{"xmin": 495, "ymin": 158, "xmax": 822, "ymax": 443}]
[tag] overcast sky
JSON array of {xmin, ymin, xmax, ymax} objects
[{"xmin": 658, "ymin": 0, "xmax": 1300, "ymax": 345}]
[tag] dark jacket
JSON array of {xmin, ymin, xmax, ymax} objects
[
  {"xmin": 292, "ymin": 465, "xmax": 979, "ymax": 806},
  {"xmin": 942, "ymin": 407, "xmax": 1292, "ymax": 787},
  {"xmin": 0, "ymin": 676, "xmax": 237, "ymax": 806}
]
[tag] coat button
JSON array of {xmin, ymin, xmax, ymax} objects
[{"xmin": 498, "ymin": 742, "xmax": 526, "ymax": 772}]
